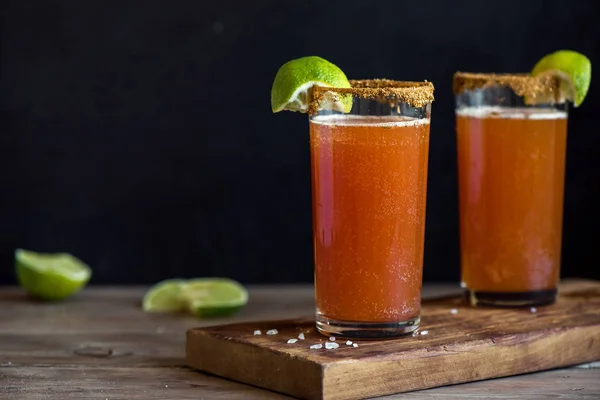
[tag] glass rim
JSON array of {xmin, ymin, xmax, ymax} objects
[
  {"xmin": 312, "ymin": 79, "xmax": 434, "ymax": 109},
  {"xmin": 453, "ymin": 71, "xmax": 561, "ymax": 99}
]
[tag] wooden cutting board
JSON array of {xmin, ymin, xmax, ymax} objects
[{"xmin": 187, "ymin": 280, "xmax": 600, "ymax": 400}]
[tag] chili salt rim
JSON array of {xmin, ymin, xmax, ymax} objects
[
  {"xmin": 309, "ymin": 79, "xmax": 434, "ymax": 115},
  {"xmin": 453, "ymin": 72, "xmax": 562, "ymax": 100}
]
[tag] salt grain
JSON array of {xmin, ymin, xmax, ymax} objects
[
  {"xmin": 420, "ymin": 330, "xmax": 429, "ymax": 335},
  {"xmin": 450, "ymin": 308, "xmax": 458, "ymax": 315},
  {"xmin": 253, "ymin": 330, "xmax": 261, "ymax": 335},
  {"xmin": 329, "ymin": 337, "xmax": 336, "ymax": 341},
  {"xmin": 530, "ymin": 307, "xmax": 537, "ymax": 313},
  {"xmin": 325, "ymin": 342, "xmax": 339, "ymax": 349},
  {"xmin": 298, "ymin": 333, "xmax": 305, "ymax": 340},
  {"xmin": 266, "ymin": 329, "xmax": 278, "ymax": 335},
  {"xmin": 353, "ymin": 343, "xmax": 358, "ymax": 348},
  {"xmin": 346, "ymin": 340, "xmax": 353, "ymax": 346},
  {"xmin": 287, "ymin": 338, "xmax": 298, "ymax": 344},
  {"xmin": 310, "ymin": 344, "xmax": 323, "ymax": 349}
]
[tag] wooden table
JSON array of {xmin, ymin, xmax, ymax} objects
[{"xmin": 1, "ymin": 285, "xmax": 598, "ymax": 399}]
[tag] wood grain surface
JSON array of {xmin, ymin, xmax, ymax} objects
[
  {"xmin": 187, "ymin": 280, "xmax": 600, "ymax": 400},
  {"xmin": 1, "ymin": 282, "xmax": 599, "ymax": 399}
]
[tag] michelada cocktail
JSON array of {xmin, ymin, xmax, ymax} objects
[
  {"xmin": 272, "ymin": 57, "xmax": 434, "ymax": 337},
  {"xmin": 453, "ymin": 50, "xmax": 591, "ymax": 307}
]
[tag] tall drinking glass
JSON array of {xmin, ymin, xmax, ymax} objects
[
  {"xmin": 454, "ymin": 73, "xmax": 567, "ymax": 307},
  {"xmin": 309, "ymin": 80, "xmax": 434, "ymax": 338}
]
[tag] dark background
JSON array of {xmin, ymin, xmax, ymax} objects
[{"xmin": 1, "ymin": 0, "xmax": 598, "ymax": 285}]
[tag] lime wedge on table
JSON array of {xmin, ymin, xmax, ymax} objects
[
  {"xmin": 15, "ymin": 249, "xmax": 92, "ymax": 301},
  {"xmin": 531, "ymin": 50, "xmax": 592, "ymax": 107},
  {"xmin": 182, "ymin": 278, "xmax": 248, "ymax": 318},
  {"xmin": 271, "ymin": 56, "xmax": 352, "ymax": 113},
  {"xmin": 142, "ymin": 279, "xmax": 186, "ymax": 312}
]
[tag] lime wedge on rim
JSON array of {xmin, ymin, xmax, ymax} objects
[
  {"xmin": 142, "ymin": 279, "xmax": 186, "ymax": 312},
  {"xmin": 271, "ymin": 56, "xmax": 352, "ymax": 113},
  {"xmin": 181, "ymin": 278, "xmax": 248, "ymax": 318},
  {"xmin": 531, "ymin": 50, "xmax": 592, "ymax": 107},
  {"xmin": 15, "ymin": 248, "xmax": 92, "ymax": 301}
]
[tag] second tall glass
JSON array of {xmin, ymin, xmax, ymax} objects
[
  {"xmin": 309, "ymin": 80, "xmax": 434, "ymax": 338},
  {"xmin": 454, "ymin": 73, "xmax": 567, "ymax": 307}
]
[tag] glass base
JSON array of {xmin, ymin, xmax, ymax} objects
[
  {"xmin": 316, "ymin": 314, "xmax": 420, "ymax": 339},
  {"xmin": 464, "ymin": 288, "xmax": 557, "ymax": 307}
]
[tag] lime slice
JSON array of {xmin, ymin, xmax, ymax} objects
[
  {"xmin": 181, "ymin": 278, "xmax": 248, "ymax": 318},
  {"xmin": 531, "ymin": 50, "xmax": 592, "ymax": 107},
  {"xmin": 15, "ymin": 249, "xmax": 92, "ymax": 301},
  {"xmin": 271, "ymin": 56, "xmax": 352, "ymax": 113},
  {"xmin": 142, "ymin": 279, "xmax": 186, "ymax": 313}
]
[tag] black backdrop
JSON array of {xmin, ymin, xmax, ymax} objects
[{"xmin": 1, "ymin": 0, "xmax": 598, "ymax": 284}]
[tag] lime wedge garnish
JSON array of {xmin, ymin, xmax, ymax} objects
[
  {"xmin": 531, "ymin": 50, "xmax": 592, "ymax": 107},
  {"xmin": 181, "ymin": 278, "xmax": 248, "ymax": 318},
  {"xmin": 15, "ymin": 248, "xmax": 92, "ymax": 301},
  {"xmin": 142, "ymin": 279, "xmax": 186, "ymax": 312},
  {"xmin": 142, "ymin": 277, "xmax": 249, "ymax": 318},
  {"xmin": 271, "ymin": 56, "xmax": 352, "ymax": 113}
]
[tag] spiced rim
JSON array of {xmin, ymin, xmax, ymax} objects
[
  {"xmin": 310, "ymin": 79, "xmax": 434, "ymax": 114},
  {"xmin": 453, "ymin": 72, "xmax": 561, "ymax": 97},
  {"xmin": 313, "ymin": 79, "xmax": 434, "ymax": 97}
]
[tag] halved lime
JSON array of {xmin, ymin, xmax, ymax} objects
[
  {"xmin": 531, "ymin": 50, "xmax": 592, "ymax": 107},
  {"xmin": 142, "ymin": 279, "xmax": 186, "ymax": 312},
  {"xmin": 271, "ymin": 56, "xmax": 352, "ymax": 113},
  {"xmin": 181, "ymin": 278, "xmax": 248, "ymax": 318},
  {"xmin": 15, "ymin": 249, "xmax": 92, "ymax": 301}
]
